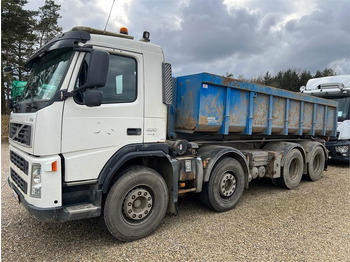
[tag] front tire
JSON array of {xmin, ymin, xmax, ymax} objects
[
  {"xmin": 104, "ymin": 166, "xmax": 168, "ymax": 241},
  {"xmin": 200, "ymin": 157, "xmax": 245, "ymax": 212}
]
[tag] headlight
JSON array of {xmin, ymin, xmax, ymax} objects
[
  {"xmin": 31, "ymin": 164, "xmax": 41, "ymax": 198},
  {"xmin": 335, "ymin": 146, "xmax": 349, "ymax": 154}
]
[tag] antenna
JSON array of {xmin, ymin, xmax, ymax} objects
[{"xmin": 104, "ymin": 0, "xmax": 116, "ymax": 33}]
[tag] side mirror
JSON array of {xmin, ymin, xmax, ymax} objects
[
  {"xmin": 74, "ymin": 49, "xmax": 109, "ymax": 93},
  {"xmin": 3, "ymin": 67, "xmax": 13, "ymax": 75},
  {"xmin": 9, "ymin": 98, "xmax": 14, "ymax": 110},
  {"xmin": 85, "ymin": 89, "xmax": 103, "ymax": 107}
]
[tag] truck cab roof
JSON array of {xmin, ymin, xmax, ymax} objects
[
  {"xmin": 305, "ymin": 75, "xmax": 350, "ymax": 90},
  {"xmin": 25, "ymin": 26, "xmax": 164, "ymax": 68},
  {"xmin": 72, "ymin": 26, "xmax": 163, "ymax": 56},
  {"xmin": 302, "ymin": 75, "xmax": 350, "ymax": 97}
]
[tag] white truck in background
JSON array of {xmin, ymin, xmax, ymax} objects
[{"xmin": 301, "ymin": 75, "xmax": 350, "ymax": 163}]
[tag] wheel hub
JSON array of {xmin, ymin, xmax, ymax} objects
[
  {"xmin": 219, "ymin": 173, "xmax": 236, "ymax": 197},
  {"xmin": 123, "ymin": 187, "xmax": 153, "ymax": 221}
]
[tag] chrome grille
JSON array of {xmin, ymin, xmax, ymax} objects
[
  {"xmin": 10, "ymin": 151, "xmax": 29, "ymax": 175},
  {"xmin": 10, "ymin": 168, "xmax": 27, "ymax": 194},
  {"xmin": 9, "ymin": 123, "xmax": 31, "ymax": 146}
]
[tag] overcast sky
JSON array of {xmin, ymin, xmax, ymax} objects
[{"xmin": 26, "ymin": 0, "xmax": 350, "ymax": 78}]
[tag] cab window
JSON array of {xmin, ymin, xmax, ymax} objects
[{"xmin": 75, "ymin": 53, "xmax": 137, "ymax": 104}]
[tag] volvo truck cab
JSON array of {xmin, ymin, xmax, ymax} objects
[{"xmin": 301, "ymin": 75, "xmax": 350, "ymax": 162}]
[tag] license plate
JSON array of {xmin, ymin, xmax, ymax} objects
[{"xmin": 12, "ymin": 190, "xmax": 20, "ymax": 204}]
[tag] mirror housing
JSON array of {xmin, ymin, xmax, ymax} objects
[
  {"xmin": 9, "ymin": 99, "xmax": 14, "ymax": 110},
  {"xmin": 3, "ymin": 67, "xmax": 13, "ymax": 75},
  {"xmin": 85, "ymin": 89, "xmax": 103, "ymax": 107},
  {"xmin": 74, "ymin": 49, "xmax": 109, "ymax": 93},
  {"xmin": 3, "ymin": 66, "xmax": 30, "ymax": 75}
]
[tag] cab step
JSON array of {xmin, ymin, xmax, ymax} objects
[{"xmin": 61, "ymin": 203, "xmax": 101, "ymax": 221}]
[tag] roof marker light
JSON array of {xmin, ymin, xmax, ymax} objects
[{"xmin": 120, "ymin": 27, "xmax": 128, "ymax": 35}]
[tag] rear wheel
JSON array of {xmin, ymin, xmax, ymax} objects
[
  {"xmin": 274, "ymin": 149, "xmax": 304, "ymax": 189},
  {"xmin": 200, "ymin": 157, "xmax": 245, "ymax": 212},
  {"xmin": 104, "ymin": 166, "xmax": 168, "ymax": 241},
  {"xmin": 307, "ymin": 146, "xmax": 325, "ymax": 181}
]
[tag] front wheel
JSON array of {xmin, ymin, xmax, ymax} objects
[
  {"xmin": 104, "ymin": 166, "xmax": 168, "ymax": 241},
  {"xmin": 200, "ymin": 157, "xmax": 245, "ymax": 212}
]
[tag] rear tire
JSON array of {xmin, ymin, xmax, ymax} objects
[
  {"xmin": 200, "ymin": 157, "xmax": 245, "ymax": 212},
  {"xmin": 104, "ymin": 166, "xmax": 168, "ymax": 241},
  {"xmin": 307, "ymin": 146, "xmax": 325, "ymax": 181},
  {"xmin": 274, "ymin": 149, "xmax": 304, "ymax": 189}
]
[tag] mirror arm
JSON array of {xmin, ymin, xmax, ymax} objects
[
  {"xmin": 72, "ymin": 84, "xmax": 89, "ymax": 94},
  {"xmin": 58, "ymin": 86, "xmax": 97, "ymax": 101},
  {"xmin": 58, "ymin": 89, "xmax": 75, "ymax": 101}
]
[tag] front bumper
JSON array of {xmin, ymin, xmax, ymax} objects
[
  {"xmin": 9, "ymin": 178, "xmax": 62, "ymax": 221},
  {"xmin": 9, "ymin": 144, "xmax": 63, "ymax": 208},
  {"xmin": 326, "ymin": 139, "xmax": 350, "ymax": 163},
  {"xmin": 9, "ymin": 178, "xmax": 102, "ymax": 222},
  {"xmin": 8, "ymin": 144, "xmax": 102, "ymax": 222}
]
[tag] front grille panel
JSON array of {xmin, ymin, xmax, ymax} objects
[
  {"xmin": 10, "ymin": 151, "xmax": 29, "ymax": 175},
  {"xmin": 9, "ymin": 123, "xmax": 31, "ymax": 146},
  {"xmin": 10, "ymin": 168, "xmax": 27, "ymax": 194}
]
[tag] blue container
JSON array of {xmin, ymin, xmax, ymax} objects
[{"xmin": 173, "ymin": 73, "xmax": 337, "ymax": 137}]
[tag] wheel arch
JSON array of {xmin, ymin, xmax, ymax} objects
[
  {"xmin": 297, "ymin": 140, "xmax": 327, "ymax": 168},
  {"xmin": 263, "ymin": 141, "xmax": 306, "ymax": 169},
  {"xmin": 98, "ymin": 144, "xmax": 172, "ymax": 193},
  {"xmin": 197, "ymin": 145, "xmax": 250, "ymax": 188},
  {"xmin": 97, "ymin": 143, "xmax": 178, "ymax": 214}
]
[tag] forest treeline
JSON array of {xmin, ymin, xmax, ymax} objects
[{"xmin": 227, "ymin": 68, "xmax": 336, "ymax": 92}]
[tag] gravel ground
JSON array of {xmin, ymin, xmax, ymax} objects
[{"xmin": 1, "ymin": 140, "xmax": 349, "ymax": 261}]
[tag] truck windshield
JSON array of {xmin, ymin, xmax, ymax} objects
[
  {"xmin": 333, "ymin": 96, "xmax": 350, "ymax": 121},
  {"xmin": 16, "ymin": 48, "xmax": 74, "ymax": 112}
]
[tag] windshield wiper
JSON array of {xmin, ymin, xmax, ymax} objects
[
  {"xmin": 29, "ymin": 94, "xmax": 38, "ymax": 110},
  {"xmin": 22, "ymin": 92, "xmax": 38, "ymax": 111}
]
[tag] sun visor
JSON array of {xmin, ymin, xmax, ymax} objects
[{"xmin": 25, "ymin": 30, "xmax": 91, "ymax": 69}]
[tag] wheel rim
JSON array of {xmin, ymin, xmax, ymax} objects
[
  {"xmin": 123, "ymin": 187, "xmax": 153, "ymax": 221},
  {"xmin": 219, "ymin": 172, "xmax": 236, "ymax": 197},
  {"xmin": 313, "ymin": 153, "xmax": 321, "ymax": 173},
  {"xmin": 289, "ymin": 158, "xmax": 301, "ymax": 181}
]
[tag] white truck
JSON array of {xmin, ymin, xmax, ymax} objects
[
  {"xmin": 301, "ymin": 75, "xmax": 350, "ymax": 163},
  {"xmin": 8, "ymin": 27, "xmax": 338, "ymax": 241}
]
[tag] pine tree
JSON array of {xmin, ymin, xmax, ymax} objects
[
  {"xmin": 1, "ymin": 0, "xmax": 37, "ymax": 114},
  {"xmin": 36, "ymin": 0, "xmax": 62, "ymax": 48}
]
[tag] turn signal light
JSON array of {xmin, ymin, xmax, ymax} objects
[
  {"xmin": 120, "ymin": 27, "xmax": 128, "ymax": 35},
  {"xmin": 52, "ymin": 161, "xmax": 58, "ymax": 172}
]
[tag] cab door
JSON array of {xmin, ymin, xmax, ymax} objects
[{"xmin": 61, "ymin": 48, "xmax": 144, "ymax": 182}]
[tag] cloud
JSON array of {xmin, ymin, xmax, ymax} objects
[
  {"xmin": 122, "ymin": 0, "xmax": 349, "ymax": 77},
  {"xmin": 57, "ymin": 0, "xmax": 106, "ymax": 30},
  {"xmin": 26, "ymin": 0, "xmax": 350, "ymax": 78}
]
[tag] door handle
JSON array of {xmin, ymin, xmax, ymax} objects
[{"xmin": 127, "ymin": 128, "xmax": 142, "ymax": 136}]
